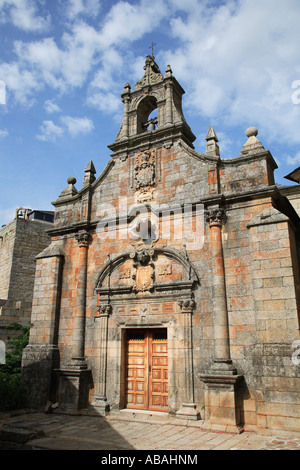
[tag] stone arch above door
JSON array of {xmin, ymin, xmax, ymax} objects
[
  {"xmin": 95, "ymin": 246, "xmax": 199, "ymax": 316},
  {"xmin": 96, "ymin": 247, "xmax": 199, "ymax": 289}
]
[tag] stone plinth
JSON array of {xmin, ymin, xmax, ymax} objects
[
  {"xmin": 56, "ymin": 368, "xmax": 91, "ymax": 413},
  {"xmin": 200, "ymin": 373, "xmax": 243, "ymax": 433}
]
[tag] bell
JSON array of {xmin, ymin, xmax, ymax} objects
[{"xmin": 148, "ymin": 122, "xmax": 155, "ymax": 131}]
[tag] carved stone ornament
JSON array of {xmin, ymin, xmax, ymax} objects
[
  {"xmin": 134, "ymin": 150, "xmax": 156, "ymax": 189},
  {"xmin": 75, "ymin": 230, "xmax": 91, "ymax": 247},
  {"xmin": 178, "ymin": 299, "xmax": 196, "ymax": 314},
  {"xmin": 134, "ymin": 55, "xmax": 164, "ymax": 90},
  {"xmin": 130, "ymin": 248, "xmax": 155, "ymax": 293},
  {"xmin": 205, "ymin": 208, "xmax": 226, "ymax": 227},
  {"xmin": 137, "ymin": 186, "xmax": 155, "ymax": 203},
  {"xmin": 97, "ymin": 304, "xmax": 112, "ymax": 316}
]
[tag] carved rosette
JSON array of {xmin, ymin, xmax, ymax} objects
[{"xmin": 205, "ymin": 208, "xmax": 226, "ymax": 227}]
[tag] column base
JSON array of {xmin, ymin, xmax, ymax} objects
[
  {"xmin": 67, "ymin": 356, "xmax": 88, "ymax": 370},
  {"xmin": 176, "ymin": 403, "xmax": 201, "ymax": 421},
  {"xmin": 56, "ymin": 368, "xmax": 91, "ymax": 413},
  {"xmin": 90, "ymin": 396, "xmax": 110, "ymax": 416},
  {"xmin": 200, "ymin": 372, "xmax": 243, "ymax": 428}
]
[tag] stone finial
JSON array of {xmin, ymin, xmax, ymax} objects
[
  {"xmin": 165, "ymin": 65, "xmax": 173, "ymax": 78},
  {"xmin": 67, "ymin": 176, "xmax": 77, "ymax": 185},
  {"xmin": 123, "ymin": 82, "xmax": 131, "ymax": 93},
  {"xmin": 58, "ymin": 176, "xmax": 78, "ymax": 199},
  {"xmin": 83, "ymin": 160, "xmax": 96, "ymax": 187},
  {"xmin": 246, "ymin": 127, "xmax": 258, "ymax": 138},
  {"xmin": 241, "ymin": 127, "xmax": 264, "ymax": 155},
  {"xmin": 206, "ymin": 125, "xmax": 220, "ymax": 157}
]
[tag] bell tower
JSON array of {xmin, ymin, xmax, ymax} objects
[{"xmin": 108, "ymin": 55, "xmax": 196, "ymax": 156}]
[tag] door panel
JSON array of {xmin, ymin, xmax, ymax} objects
[
  {"xmin": 125, "ymin": 331, "xmax": 147, "ymax": 409},
  {"xmin": 125, "ymin": 329, "xmax": 168, "ymax": 412},
  {"xmin": 148, "ymin": 330, "xmax": 168, "ymax": 411}
]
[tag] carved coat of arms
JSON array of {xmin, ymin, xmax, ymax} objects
[
  {"xmin": 134, "ymin": 150, "xmax": 156, "ymax": 202},
  {"xmin": 134, "ymin": 150, "xmax": 156, "ymax": 189}
]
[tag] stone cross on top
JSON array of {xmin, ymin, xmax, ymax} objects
[{"xmin": 149, "ymin": 42, "xmax": 157, "ymax": 59}]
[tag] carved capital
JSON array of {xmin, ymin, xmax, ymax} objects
[
  {"xmin": 205, "ymin": 208, "xmax": 226, "ymax": 227},
  {"xmin": 97, "ymin": 304, "xmax": 112, "ymax": 317},
  {"xmin": 178, "ymin": 299, "xmax": 196, "ymax": 314},
  {"xmin": 75, "ymin": 230, "xmax": 91, "ymax": 247}
]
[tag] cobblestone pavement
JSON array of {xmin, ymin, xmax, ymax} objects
[{"xmin": 0, "ymin": 410, "xmax": 300, "ymax": 451}]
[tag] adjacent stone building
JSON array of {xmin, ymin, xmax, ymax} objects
[
  {"xmin": 0, "ymin": 208, "xmax": 53, "ymax": 342},
  {"xmin": 22, "ymin": 56, "xmax": 300, "ymax": 435}
]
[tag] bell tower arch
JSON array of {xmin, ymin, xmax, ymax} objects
[{"xmin": 109, "ymin": 55, "xmax": 196, "ymax": 155}]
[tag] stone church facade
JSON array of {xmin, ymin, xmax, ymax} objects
[{"xmin": 22, "ymin": 56, "xmax": 300, "ymax": 435}]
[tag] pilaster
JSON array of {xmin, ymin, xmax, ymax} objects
[
  {"xmin": 90, "ymin": 305, "xmax": 111, "ymax": 416},
  {"xmin": 176, "ymin": 299, "xmax": 200, "ymax": 421}
]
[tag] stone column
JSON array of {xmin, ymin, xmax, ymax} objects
[
  {"xmin": 176, "ymin": 299, "xmax": 200, "ymax": 421},
  {"xmin": 56, "ymin": 230, "xmax": 91, "ymax": 412},
  {"xmin": 91, "ymin": 305, "xmax": 111, "ymax": 415},
  {"xmin": 205, "ymin": 208, "xmax": 234, "ymax": 372},
  {"xmin": 164, "ymin": 66, "xmax": 173, "ymax": 127},
  {"xmin": 69, "ymin": 230, "xmax": 90, "ymax": 370},
  {"xmin": 200, "ymin": 208, "xmax": 243, "ymax": 432},
  {"xmin": 121, "ymin": 83, "xmax": 131, "ymax": 139}
]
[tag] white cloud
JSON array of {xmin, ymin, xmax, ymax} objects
[
  {"xmin": 286, "ymin": 152, "xmax": 300, "ymax": 167},
  {"xmin": 0, "ymin": 62, "xmax": 41, "ymax": 106},
  {"xmin": 160, "ymin": 0, "xmax": 300, "ymax": 145},
  {"xmin": 44, "ymin": 100, "xmax": 62, "ymax": 114},
  {"xmin": 60, "ymin": 115, "xmax": 94, "ymax": 136},
  {"xmin": 2, "ymin": 0, "xmax": 300, "ymax": 152},
  {"xmin": 86, "ymin": 91, "xmax": 122, "ymax": 114},
  {"xmin": 36, "ymin": 120, "xmax": 64, "ymax": 142},
  {"xmin": 36, "ymin": 116, "xmax": 94, "ymax": 141},
  {"xmin": 0, "ymin": 0, "xmax": 51, "ymax": 32},
  {"xmin": 63, "ymin": 0, "xmax": 101, "ymax": 20},
  {"xmin": 0, "ymin": 129, "xmax": 8, "ymax": 139},
  {"xmin": 99, "ymin": 0, "xmax": 169, "ymax": 48}
]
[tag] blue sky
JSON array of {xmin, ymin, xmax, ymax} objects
[{"xmin": 1, "ymin": 0, "xmax": 300, "ymax": 226}]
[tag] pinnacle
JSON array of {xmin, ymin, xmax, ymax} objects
[
  {"xmin": 84, "ymin": 160, "xmax": 96, "ymax": 174},
  {"xmin": 206, "ymin": 125, "xmax": 218, "ymax": 142}
]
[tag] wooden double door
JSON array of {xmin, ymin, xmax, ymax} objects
[{"xmin": 125, "ymin": 329, "xmax": 168, "ymax": 412}]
